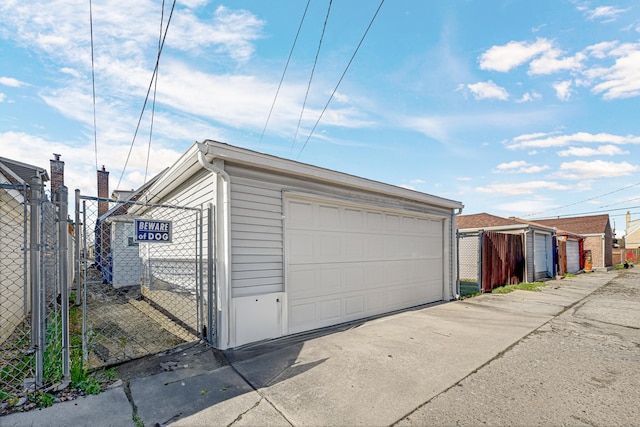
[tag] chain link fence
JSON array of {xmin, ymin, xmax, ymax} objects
[
  {"xmin": 76, "ymin": 193, "xmax": 210, "ymax": 369},
  {"xmin": 1, "ymin": 181, "xmax": 70, "ymax": 405},
  {"xmin": 458, "ymin": 232, "xmax": 481, "ymax": 297}
]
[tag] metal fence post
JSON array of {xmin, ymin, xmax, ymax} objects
[
  {"xmin": 58, "ymin": 186, "xmax": 70, "ymax": 381},
  {"xmin": 198, "ymin": 208, "xmax": 204, "ymax": 339},
  {"xmin": 22, "ymin": 185, "xmax": 29, "ymax": 317},
  {"xmin": 478, "ymin": 232, "xmax": 483, "ymax": 293},
  {"xmin": 74, "ymin": 189, "xmax": 81, "ymax": 303},
  {"xmin": 81, "ymin": 200, "xmax": 88, "ymax": 365},
  {"xmin": 29, "ymin": 176, "xmax": 43, "ymax": 386}
]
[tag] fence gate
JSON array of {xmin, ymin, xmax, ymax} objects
[
  {"xmin": 457, "ymin": 232, "xmax": 482, "ymax": 297},
  {"xmin": 75, "ymin": 192, "xmax": 213, "ymax": 369}
]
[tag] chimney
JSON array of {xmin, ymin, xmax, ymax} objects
[
  {"xmin": 50, "ymin": 153, "xmax": 64, "ymax": 200},
  {"xmin": 627, "ymin": 211, "xmax": 631, "ymax": 229},
  {"xmin": 97, "ymin": 165, "xmax": 109, "ymax": 217}
]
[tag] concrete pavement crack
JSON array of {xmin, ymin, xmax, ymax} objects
[{"xmin": 224, "ymin": 358, "xmax": 294, "ymax": 427}]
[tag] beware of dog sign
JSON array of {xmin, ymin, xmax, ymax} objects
[{"xmin": 134, "ymin": 219, "xmax": 172, "ymax": 243}]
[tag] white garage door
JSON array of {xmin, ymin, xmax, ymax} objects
[
  {"xmin": 285, "ymin": 195, "xmax": 444, "ymax": 334},
  {"xmin": 534, "ymin": 233, "xmax": 552, "ymax": 279},
  {"xmin": 566, "ymin": 240, "xmax": 580, "ymax": 273}
]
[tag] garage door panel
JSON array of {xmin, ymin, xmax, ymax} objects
[
  {"xmin": 345, "ymin": 295, "xmax": 365, "ymax": 316},
  {"xmin": 367, "ymin": 211, "xmax": 383, "ymax": 228},
  {"xmin": 386, "ymin": 214, "xmax": 401, "ymax": 232},
  {"xmin": 286, "ymin": 196, "xmax": 444, "ymax": 334},
  {"xmin": 567, "ymin": 240, "xmax": 580, "ymax": 273},
  {"xmin": 319, "ymin": 204, "xmax": 340, "ymax": 228},
  {"xmin": 345, "ymin": 208, "xmax": 363, "ymax": 230}
]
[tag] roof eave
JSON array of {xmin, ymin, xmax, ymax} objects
[{"xmin": 199, "ymin": 141, "xmax": 464, "ymax": 211}]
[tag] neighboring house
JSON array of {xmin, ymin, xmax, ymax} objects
[
  {"xmin": 511, "ymin": 218, "xmax": 584, "ymax": 275},
  {"xmin": 532, "ymin": 215, "xmax": 613, "ymax": 269},
  {"xmin": 134, "ymin": 140, "xmax": 464, "ymax": 349},
  {"xmin": 457, "ymin": 213, "xmax": 556, "ymax": 285},
  {"xmin": 0, "ymin": 157, "xmax": 48, "ymax": 344},
  {"xmin": 97, "ymin": 170, "xmax": 167, "ymax": 287},
  {"xmin": 625, "ymin": 211, "xmax": 640, "ymax": 249}
]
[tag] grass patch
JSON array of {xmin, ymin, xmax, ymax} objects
[
  {"xmin": 563, "ymin": 272, "xmax": 577, "ymax": 278},
  {"xmin": 459, "ymin": 280, "xmax": 480, "ymax": 297},
  {"xmin": 491, "ymin": 281, "xmax": 547, "ymax": 294}
]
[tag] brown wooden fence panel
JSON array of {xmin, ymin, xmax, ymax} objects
[
  {"xmin": 481, "ymin": 231, "xmax": 525, "ymax": 292},
  {"xmin": 557, "ymin": 239, "xmax": 567, "ymax": 276}
]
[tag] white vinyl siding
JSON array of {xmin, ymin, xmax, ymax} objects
[{"xmin": 230, "ymin": 177, "xmax": 283, "ymax": 297}]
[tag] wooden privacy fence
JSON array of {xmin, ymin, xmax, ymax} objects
[{"xmin": 481, "ymin": 231, "xmax": 525, "ymax": 292}]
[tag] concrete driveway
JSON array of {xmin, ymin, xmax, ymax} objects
[{"xmin": 5, "ymin": 269, "xmax": 635, "ymax": 427}]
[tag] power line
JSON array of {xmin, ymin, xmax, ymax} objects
[
  {"xmin": 291, "ymin": 0, "xmax": 333, "ymax": 153},
  {"xmin": 524, "ymin": 181, "xmax": 640, "ymax": 217},
  {"xmin": 531, "ymin": 205, "xmax": 640, "ymax": 220},
  {"xmin": 117, "ymin": 0, "xmax": 177, "ymax": 191},
  {"xmin": 297, "ymin": 0, "xmax": 385, "ymax": 159},
  {"xmin": 258, "ymin": 0, "xmax": 311, "ymax": 146},
  {"xmin": 144, "ymin": 0, "xmax": 166, "ymax": 185},
  {"xmin": 89, "ymin": 0, "xmax": 98, "ymax": 173}
]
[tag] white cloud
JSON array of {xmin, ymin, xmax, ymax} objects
[
  {"xmin": 557, "ymin": 145, "xmax": 629, "ymax": 157},
  {"xmin": 553, "ymin": 80, "xmax": 573, "ymax": 101},
  {"xmin": 588, "ymin": 49, "xmax": 640, "ymax": 99},
  {"xmin": 515, "ymin": 91, "xmax": 542, "ymax": 103},
  {"xmin": 529, "ymin": 51, "xmax": 586, "ymax": 75},
  {"xmin": 479, "ymin": 38, "xmax": 553, "ymax": 72},
  {"xmin": 466, "ymin": 81, "xmax": 509, "ymax": 100},
  {"xmin": 0, "ymin": 130, "xmax": 183, "ymax": 194},
  {"xmin": 506, "ymin": 131, "xmax": 640, "ymax": 150},
  {"xmin": 555, "ymin": 160, "xmax": 639, "ymax": 179},
  {"xmin": 167, "ymin": 5, "xmax": 265, "ymax": 62},
  {"xmin": 475, "ymin": 180, "xmax": 572, "ymax": 196},
  {"xmin": 581, "ymin": 6, "xmax": 628, "ymax": 22},
  {"xmin": 60, "ymin": 67, "xmax": 81, "ymax": 78},
  {"xmin": 585, "ymin": 41, "xmax": 620, "ymax": 59},
  {"xmin": 457, "ymin": 177, "xmax": 472, "ymax": 182},
  {"xmin": 0, "ymin": 77, "xmax": 25, "ymax": 87},
  {"xmin": 495, "ymin": 198, "xmax": 553, "ymax": 214},
  {"xmin": 494, "ymin": 161, "xmax": 549, "ymax": 174}
]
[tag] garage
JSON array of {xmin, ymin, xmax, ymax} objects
[
  {"xmin": 285, "ymin": 194, "xmax": 444, "ymax": 334},
  {"xmin": 136, "ymin": 140, "xmax": 463, "ymax": 349}
]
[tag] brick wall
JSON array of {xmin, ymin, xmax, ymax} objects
[
  {"xmin": 50, "ymin": 154, "xmax": 64, "ymax": 197},
  {"xmin": 97, "ymin": 166, "xmax": 109, "ymax": 217},
  {"xmin": 583, "ymin": 236, "xmax": 604, "ymax": 268}
]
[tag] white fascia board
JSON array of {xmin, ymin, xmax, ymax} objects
[
  {"xmin": 199, "ymin": 141, "xmax": 464, "ymax": 211},
  {"xmin": 458, "ymin": 224, "xmax": 529, "ymax": 234},
  {"xmin": 136, "ymin": 143, "xmax": 202, "ymax": 206}
]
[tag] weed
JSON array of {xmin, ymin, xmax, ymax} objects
[
  {"xmin": 31, "ymin": 391, "xmax": 55, "ymax": 408},
  {"xmin": 104, "ymin": 368, "xmax": 118, "ymax": 380},
  {"xmin": 491, "ymin": 281, "xmax": 547, "ymax": 294},
  {"xmin": 132, "ymin": 413, "xmax": 144, "ymax": 427}
]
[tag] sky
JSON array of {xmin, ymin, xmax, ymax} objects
[{"xmin": 1, "ymin": 0, "xmax": 639, "ymax": 236}]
